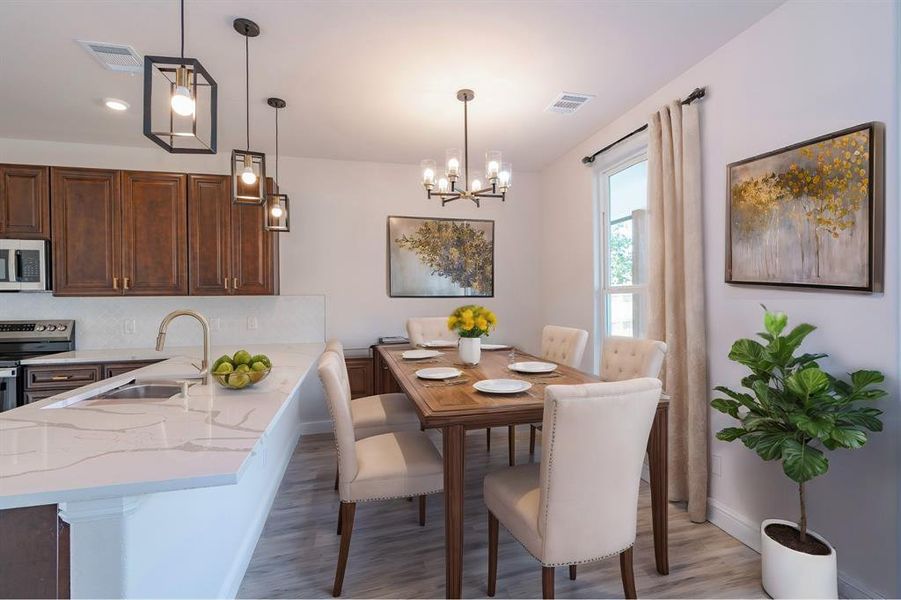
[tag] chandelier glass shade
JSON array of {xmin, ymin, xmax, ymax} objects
[{"xmin": 421, "ymin": 89, "xmax": 510, "ymax": 207}]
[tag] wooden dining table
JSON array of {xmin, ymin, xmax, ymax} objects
[{"xmin": 376, "ymin": 344, "xmax": 670, "ymax": 599}]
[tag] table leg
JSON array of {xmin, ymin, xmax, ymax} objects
[
  {"xmin": 647, "ymin": 404, "xmax": 669, "ymax": 575},
  {"xmin": 443, "ymin": 425, "xmax": 466, "ymax": 598}
]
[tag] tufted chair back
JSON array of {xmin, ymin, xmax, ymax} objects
[
  {"xmin": 537, "ymin": 378, "xmax": 661, "ymax": 565},
  {"xmin": 540, "ymin": 325, "xmax": 589, "ymax": 368},
  {"xmin": 323, "ymin": 339, "xmax": 352, "ymax": 402},
  {"xmin": 600, "ymin": 336, "xmax": 667, "ymax": 381},
  {"xmin": 318, "ymin": 351, "xmax": 358, "ymax": 490},
  {"xmin": 405, "ymin": 317, "xmax": 459, "ymax": 347}
]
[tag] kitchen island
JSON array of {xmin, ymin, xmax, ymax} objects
[{"xmin": 0, "ymin": 343, "xmax": 325, "ymax": 598}]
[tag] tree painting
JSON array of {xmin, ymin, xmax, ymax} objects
[
  {"xmin": 388, "ymin": 217, "xmax": 494, "ymax": 297},
  {"xmin": 728, "ymin": 126, "xmax": 874, "ymax": 289}
]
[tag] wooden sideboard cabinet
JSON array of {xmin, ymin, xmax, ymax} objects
[
  {"xmin": 0, "ymin": 164, "xmax": 50, "ymax": 239},
  {"xmin": 345, "ymin": 352, "xmax": 374, "ymax": 399},
  {"xmin": 371, "ymin": 345, "xmax": 404, "ymax": 395}
]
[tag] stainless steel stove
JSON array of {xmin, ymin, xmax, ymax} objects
[{"xmin": 0, "ymin": 320, "xmax": 75, "ymax": 411}]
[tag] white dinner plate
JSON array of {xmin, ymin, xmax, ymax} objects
[
  {"xmin": 415, "ymin": 367, "xmax": 463, "ymax": 380},
  {"xmin": 421, "ymin": 340, "xmax": 458, "ymax": 348},
  {"xmin": 402, "ymin": 349, "xmax": 443, "ymax": 360},
  {"xmin": 473, "ymin": 379, "xmax": 533, "ymax": 394},
  {"xmin": 508, "ymin": 361, "xmax": 557, "ymax": 374},
  {"xmin": 481, "ymin": 343, "xmax": 511, "ymax": 351}
]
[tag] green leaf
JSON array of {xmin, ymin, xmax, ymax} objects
[
  {"xmin": 850, "ymin": 370, "xmax": 885, "ymax": 389},
  {"xmin": 714, "ymin": 386, "xmax": 759, "ymax": 411},
  {"xmin": 786, "ymin": 367, "xmax": 830, "ymax": 398},
  {"xmin": 754, "ymin": 431, "xmax": 792, "ymax": 460},
  {"xmin": 781, "ymin": 440, "xmax": 829, "ymax": 483},
  {"xmin": 764, "ymin": 310, "xmax": 788, "ymax": 336},
  {"xmin": 790, "ymin": 413, "xmax": 835, "ymax": 439},
  {"xmin": 729, "ymin": 339, "xmax": 769, "ymax": 371},
  {"xmin": 716, "ymin": 427, "xmax": 747, "ymax": 442},
  {"xmin": 837, "ymin": 408, "xmax": 884, "ymax": 432},
  {"xmin": 783, "ymin": 323, "xmax": 817, "ymax": 349},
  {"xmin": 711, "ymin": 398, "xmax": 741, "ymax": 418},
  {"xmin": 787, "ymin": 353, "xmax": 828, "ymax": 368},
  {"xmin": 742, "ymin": 414, "xmax": 780, "ymax": 430},
  {"xmin": 829, "ymin": 427, "xmax": 867, "ymax": 448}
]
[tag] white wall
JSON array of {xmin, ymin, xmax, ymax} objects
[
  {"xmin": 0, "ymin": 138, "xmax": 544, "ymax": 355},
  {"xmin": 538, "ymin": 1, "xmax": 899, "ymax": 596}
]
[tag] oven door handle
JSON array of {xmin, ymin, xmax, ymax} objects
[
  {"xmin": 14, "ymin": 250, "xmax": 24, "ymax": 283},
  {"xmin": 0, "ymin": 368, "xmax": 17, "ymax": 378}
]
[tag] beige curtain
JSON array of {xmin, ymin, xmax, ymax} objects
[{"xmin": 647, "ymin": 100, "xmax": 708, "ymax": 523}]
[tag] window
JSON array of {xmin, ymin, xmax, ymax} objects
[{"xmin": 596, "ymin": 152, "xmax": 649, "ymax": 342}]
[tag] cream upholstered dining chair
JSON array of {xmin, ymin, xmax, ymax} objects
[
  {"xmin": 528, "ymin": 335, "xmax": 666, "ymax": 455},
  {"xmin": 324, "ymin": 340, "xmax": 421, "ymax": 491},
  {"xmin": 405, "ymin": 317, "xmax": 459, "ymax": 347},
  {"xmin": 485, "ymin": 378, "xmax": 662, "ymax": 599},
  {"xmin": 319, "ymin": 352, "xmax": 444, "ymax": 597},
  {"xmin": 505, "ymin": 325, "xmax": 588, "ymax": 465}
]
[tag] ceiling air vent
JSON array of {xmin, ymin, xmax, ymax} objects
[
  {"xmin": 546, "ymin": 92, "xmax": 595, "ymax": 115},
  {"xmin": 77, "ymin": 40, "xmax": 143, "ymax": 73}
]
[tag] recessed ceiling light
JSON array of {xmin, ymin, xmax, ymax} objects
[{"xmin": 104, "ymin": 98, "xmax": 129, "ymax": 111}]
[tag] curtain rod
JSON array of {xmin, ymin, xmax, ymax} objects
[{"xmin": 580, "ymin": 87, "xmax": 706, "ymax": 165}]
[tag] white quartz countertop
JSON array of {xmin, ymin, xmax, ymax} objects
[
  {"xmin": 0, "ymin": 343, "xmax": 325, "ymax": 509},
  {"xmin": 18, "ymin": 347, "xmax": 184, "ymax": 365}
]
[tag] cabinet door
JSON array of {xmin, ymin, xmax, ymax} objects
[
  {"xmin": 51, "ymin": 168, "xmax": 121, "ymax": 296},
  {"xmin": 121, "ymin": 171, "xmax": 187, "ymax": 295},
  {"xmin": 187, "ymin": 174, "xmax": 231, "ymax": 295},
  {"xmin": 0, "ymin": 165, "xmax": 50, "ymax": 239},
  {"xmin": 230, "ymin": 202, "xmax": 273, "ymax": 295},
  {"xmin": 345, "ymin": 357, "xmax": 374, "ymax": 399}
]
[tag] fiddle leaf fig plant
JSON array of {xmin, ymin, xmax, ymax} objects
[{"xmin": 712, "ymin": 307, "xmax": 885, "ymax": 544}]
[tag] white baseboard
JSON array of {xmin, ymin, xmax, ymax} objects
[{"xmin": 706, "ymin": 497, "xmax": 883, "ymax": 599}]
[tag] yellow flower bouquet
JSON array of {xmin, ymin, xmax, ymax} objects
[{"xmin": 447, "ymin": 305, "xmax": 497, "ymax": 338}]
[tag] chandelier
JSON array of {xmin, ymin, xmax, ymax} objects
[{"xmin": 420, "ymin": 89, "xmax": 511, "ymax": 207}]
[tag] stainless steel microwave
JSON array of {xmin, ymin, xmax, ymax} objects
[{"xmin": 0, "ymin": 240, "xmax": 50, "ymax": 292}]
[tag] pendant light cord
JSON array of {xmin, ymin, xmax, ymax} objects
[
  {"xmin": 275, "ymin": 106, "xmax": 280, "ymax": 185},
  {"xmin": 245, "ymin": 34, "xmax": 250, "ymax": 151},
  {"xmin": 179, "ymin": 0, "xmax": 184, "ymax": 58}
]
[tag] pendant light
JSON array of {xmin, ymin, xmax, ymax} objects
[
  {"xmin": 231, "ymin": 18, "xmax": 266, "ymax": 205},
  {"xmin": 265, "ymin": 98, "xmax": 291, "ymax": 232},
  {"xmin": 143, "ymin": 0, "xmax": 217, "ymax": 154}
]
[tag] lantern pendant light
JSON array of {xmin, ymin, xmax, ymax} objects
[
  {"xmin": 231, "ymin": 18, "xmax": 266, "ymax": 205},
  {"xmin": 143, "ymin": 0, "xmax": 217, "ymax": 153},
  {"xmin": 265, "ymin": 98, "xmax": 290, "ymax": 232}
]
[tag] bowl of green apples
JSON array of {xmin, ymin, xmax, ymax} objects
[{"xmin": 211, "ymin": 350, "xmax": 272, "ymax": 390}]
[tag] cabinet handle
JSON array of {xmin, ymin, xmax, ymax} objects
[
  {"xmin": 233, "ymin": 277, "xmax": 238, "ymax": 290},
  {"xmin": 112, "ymin": 276, "xmax": 119, "ymax": 290},
  {"xmin": 51, "ymin": 375, "xmax": 71, "ymax": 381},
  {"xmin": 224, "ymin": 277, "xmax": 229, "ymax": 290},
  {"xmin": 123, "ymin": 277, "xmax": 130, "ymax": 290}
]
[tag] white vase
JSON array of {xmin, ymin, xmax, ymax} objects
[
  {"xmin": 458, "ymin": 337, "xmax": 481, "ymax": 365},
  {"xmin": 761, "ymin": 518, "xmax": 837, "ymax": 599}
]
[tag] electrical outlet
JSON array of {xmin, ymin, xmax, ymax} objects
[
  {"xmin": 246, "ymin": 316, "xmax": 258, "ymax": 330},
  {"xmin": 711, "ymin": 454, "xmax": 722, "ymax": 477},
  {"xmin": 211, "ymin": 317, "xmax": 221, "ymax": 331},
  {"xmin": 123, "ymin": 319, "xmax": 136, "ymax": 335}
]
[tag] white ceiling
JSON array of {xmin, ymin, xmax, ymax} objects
[{"xmin": 0, "ymin": 1, "xmax": 782, "ymax": 170}]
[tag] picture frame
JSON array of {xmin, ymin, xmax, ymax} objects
[
  {"xmin": 725, "ymin": 122, "xmax": 884, "ymax": 292},
  {"xmin": 387, "ymin": 215, "xmax": 495, "ymax": 298}
]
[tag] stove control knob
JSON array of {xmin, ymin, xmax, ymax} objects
[
  {"xmin": 35, "ymin": 325, "xmax": 46, "ymax": 332},
  {"xmin": 57, "ymin": 324, "xmax": 68, "ymax": 331},
  {"xmin": 46, "ymin": 325, "xmax": 57, "ymax": 331}
]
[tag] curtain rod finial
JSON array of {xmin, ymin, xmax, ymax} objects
[{"xmin": 581, "ymin": 155, "xmax": 595, "ymax": 165}]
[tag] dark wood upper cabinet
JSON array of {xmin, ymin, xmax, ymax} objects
[
  {"xmin": 188, "ymin": 174, "xmax": 231, "ymax": 296},
  {"xmin": 51, "ymin": 167, "xmax": 121, "ymax": 296},
  {"xmin": 0, "ymin": 164, "xmax": 50, "ymax": 239},
  {"xmin": 121, "ymin": 171, "xmax": 187, "ymax": 295},
  {"xmin": 188, "ymin": 174, "xmax": 278, "ymax": 296}
]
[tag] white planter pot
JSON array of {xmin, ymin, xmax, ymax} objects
[
  {"xmin": 458, "ymin": 337, "xmax": 481, "ymax": 365},
  {"xmin": 761, "ymin": 518, "xmax": 837, "ymax": 599}
]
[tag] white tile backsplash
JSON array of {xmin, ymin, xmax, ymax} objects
[{"xmin": 0, "ymin": 294, "xmax": 325, "ymax": 350}]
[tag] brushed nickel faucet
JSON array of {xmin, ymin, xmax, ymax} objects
[{"xmin": 156, "ymin": 310, "xmax": 211, "ymax": 385}]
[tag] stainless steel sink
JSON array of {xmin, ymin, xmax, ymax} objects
[{"xmin": 101, "ymin": 383, "xmax": 184, "ymax": 400}]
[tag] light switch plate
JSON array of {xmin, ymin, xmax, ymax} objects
[
  {"xmin": 123, "ymin": 319, "xmax": 136, "ymax": 335},
  {"xmin": 246, "ymin": 316, "xmax": 258, "ymax": 330}
]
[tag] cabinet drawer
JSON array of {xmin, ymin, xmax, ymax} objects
[
  {"xmin": 22, "ymin": 389, "xmax": 58, "ymax": 405},
  {"xmin": 103, "ymin": 361, "xmax": 160, "ymax": 379},
  {"xmin": 25, "ymin": 364, "xmax": 102, "ymax": 390},
  {"xmin": 345, "ymin": 357, "xmax": 373, "ymax": 399}
]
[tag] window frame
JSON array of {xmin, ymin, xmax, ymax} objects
[{"xmin": 592, "ymin": 135, "xmax": 649, "ymax": 371}]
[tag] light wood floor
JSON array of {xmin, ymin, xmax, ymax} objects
[{"xmin": 238, "ymin": 429, "xmax": 764, "ymax": 599}]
